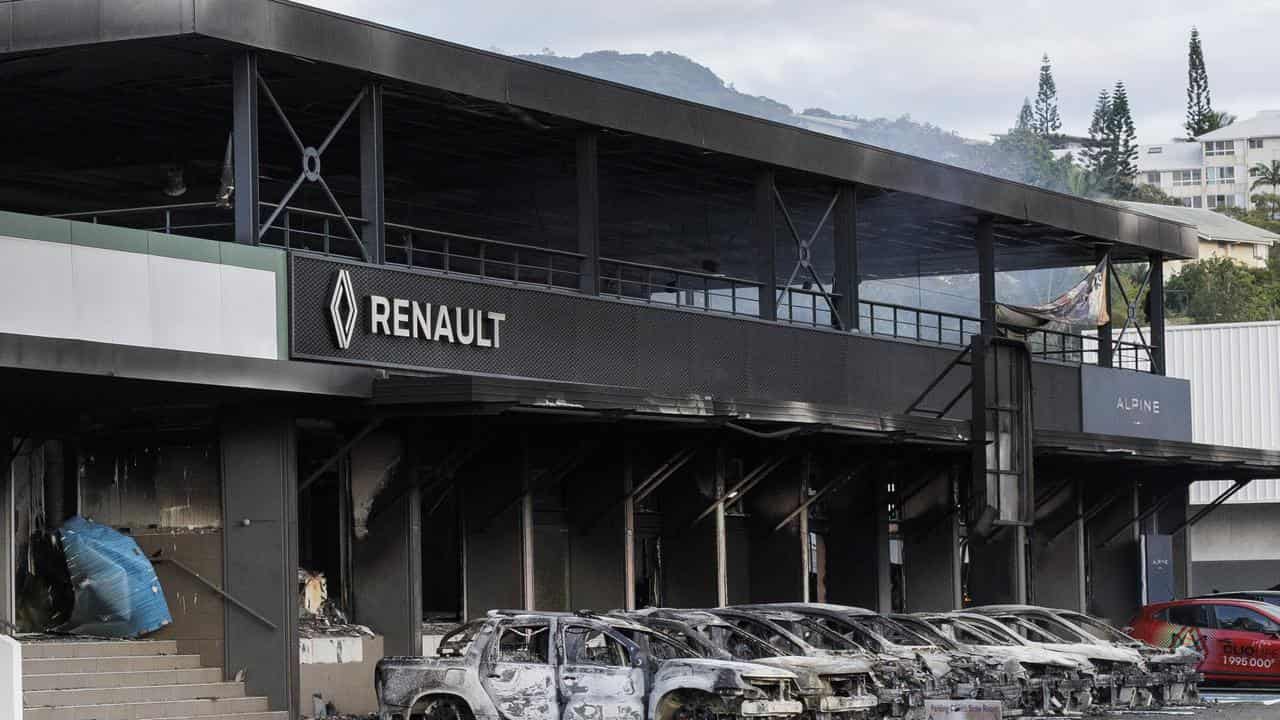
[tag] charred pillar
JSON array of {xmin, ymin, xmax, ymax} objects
[
  {"xmin": 833, "ymin": 184, "xmax": 858, "ymax": 331},
  {"xmin": 351, "ymin": 429, "xmax": 421, "ymax": 656},
  {"xmin": 232, "ymin": 52, "xmax": 260, "ymax": 245},
  {"xmin": 462, "ymin": 440, "xmax": 526, "ymax": 616},
  {"xmin": 901, "ymin": 465, "xmax": 962, "ymax": 611},
  {"xmin": 1148, "ymin": 253, "xmax": 1166, "ymax": 375},
  {"xmin": 977, "ymin": 216, "xmax": 996, "ymax": 336},
  {"xmin": 659, "ymin": 448, "xmax": 720, "ymax": 608},
  {"xmin": 1084, "ymin": 478, "xmax": 1141, "ymax": 625},
  {"xmin": 0, "ymin": 429, "xmax": 13, "ymax": 627},
  {"xmin": 1030, "ymin": 478, "xmax": 1086, "ymax": 611},
  {"xmin": 744, "ymin": 452, "xmax": 805, "ymax": 603},
  {"xmin": 360, "ymin": 82, "xmax": 386, "ymax": 265},
  {"xmin": 577, "ymin": 130, "xmax": 600, "ymax": 295},
  {"xmin": 755, "ymin": 170, "xmax": 778, "ymax": 321},
  {"xmin": 825, "ymin": 467, "xmax": 892, "ymax": 612},
  {"xmin": 220, "ymin": 414, "xmax": 297, "ymax": 716}
]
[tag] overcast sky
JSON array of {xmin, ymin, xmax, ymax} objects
[{"xmin": 299, "ymin": 0, "xmax": 1279, "ymax": 145}]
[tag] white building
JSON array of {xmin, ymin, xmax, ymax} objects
[
  {"xmin": 1137, "ymin": 110, "xmax": 1280, "ymax": 212},
  {"xmin": 1115, "ymin": 200, "xmax": 1278, "ymax": 271}
]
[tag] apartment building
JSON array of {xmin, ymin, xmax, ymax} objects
[{"xmin": 1137, "ymin": 110, "xmax": 1280, "ymax": 212}]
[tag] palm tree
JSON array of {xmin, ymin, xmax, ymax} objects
[{"xmin": 1251, "ymin": 160, "xmax": 1280, "ymax": 193}]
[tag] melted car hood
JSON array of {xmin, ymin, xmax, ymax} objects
[
  {"xmin": 968, "ymin": 645, "xmax": 1081, "ymax": 669},
  {"xmin": 665, "ymin": 657, "xmax": 796, "ymax": 679},
  {"xmin": 1032, "ymin": 642, "xmax": 1140, "ymax": 665},
  {"xmin": 753, "ymin": 655, "xmax": 875, "ymax": 676}
]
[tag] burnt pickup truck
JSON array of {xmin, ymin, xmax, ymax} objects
[{"xmin": 376, "ymin": 611, "xmax": 806, "ymax": 720}]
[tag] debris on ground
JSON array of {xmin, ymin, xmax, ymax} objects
[{"xmin": 58, "ymin": 516, "xmax": 172, "ymax": 637}]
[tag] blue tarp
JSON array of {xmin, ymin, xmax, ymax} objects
[{"xmin": 57, "ymin": 516, "xmax": 172, "ymax": 638}]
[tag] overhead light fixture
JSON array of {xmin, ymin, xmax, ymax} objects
[{"xmin": 163, "ymin": 167, "xmax": 187, "ymax": 197}]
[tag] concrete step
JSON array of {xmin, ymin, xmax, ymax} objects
[
  {"xmin": 23, "ymin": 653, "xmax": 204, "ymax": 674},
  {"xmin": 25, "ymin": 681, "xmax": 246, "ymax": 707},
  {"xmin": 23, "ymin": 696, "xmax": 270, "ymax": 720},
  {"xmin": 21, "ymin": 640, "xmax": 180, "ymax": 659},
  {"xmin": 24, "ymin": 667, "xmax": 224, "ymax": 690}
]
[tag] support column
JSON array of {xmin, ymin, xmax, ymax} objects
[
  {"xmin": 1148, "ymin": 253, "xmax": 1166, "ymax": 375},
  {"xmin": 577, "ymin": 131, "xmax": 600, "ymax": 294},
  {"xmin": 522, "ymin": 437, "xmax": 536, "ymax": 610},
  {"xmin": 745, "ymin": 453, "xmax": 805, "ymax": 603},
  {"xmin": 1084, "ymin": 478, "xmax": 1142, "ymax": 625},
  {"xmin": 221, "ymin": 414, "xmax": 297, "ymax": 716},
  {"xmin": 1098, "ymin": 248, "xmax": 1114, "ymax": 368},
  {"xmin": 351, "ymin": 430, "xmax": 421, "ymax": 657},
  {"xmin": 833, "ymin": 184, "xmax": 858, "ymax": 331},
  {"xmin": 360, "ymin": 82, "xmax": 386, "ymax": 265},
  {"xmin": 623, "ymin": 443, "xmax": 637, "ymax": 611},
  {"xmin": 755, "ymin": 170, "xmax": 778, "ymax": 321},
  {"xmin": 902, "ymin": 466, "xmax": 962, "ymax": 611},
  {"xmin": 232, "ymin": 52, "xmax": 260, "ymax": 245},
  {"xmin": 1, "ymin": 429, "xmax": 14, "ymax": 628},
  {"xmin": 1031, "ymin": 479, "xmax": 1087, "ymax": 611},
  {"xmin": 825, "ymin": 471, "xmax": 891, "ymax": 612},
  {"xmin": 977, "ymin": 216, "xmax": 996, "ymax": 337},
  {"xmin": 715, "ymin": 449, "xmax": 729, "ymax": 608}
]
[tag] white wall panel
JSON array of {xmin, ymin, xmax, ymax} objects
[
  {"xmin": 0, "ymin": 235, "xmax": 278, "ymax": 360},
  {"xmin": 1164, "ymin": 321, "xmax": 1280, "ymax": 504}
]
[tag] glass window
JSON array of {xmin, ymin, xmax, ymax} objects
[
  {"xmin": 1179, "ymin": 197, "xmax": 1203, "ymax": 208},
  {"xmin": 1146, "ymin": 172, "xmax": 1162, "ymax": 185},
  {"xmin": 1207, "ymin": 166, "xmax": 1236, "ymax": 184},
  {"xmin": 771, "ymin": 616, "xmax": 865, "ymax": 652},
  {"xmin": 643, "ymin": 631, "xmax": 698, "ymax": 660},
  {"xmin": 563, "ymin": 626, "xmax": 630, "ymax": 667},
  {"xmin": 1213, "ymin": 606, "xmax": 1280, "ymax": 634},
  {"xmin": 1205, "ymin": 140, "xmax": 1235, "ymax": 156},
  {"xmin": 1147, "ymin": 146, "xmax": 1164, "ymax": 154},
  {"xmin": 1173, "ymin": 169, "xmax": 1201, "ymax": 186},
  {"xmin": 1167, "ymin": 604, "xmax": 1214, "ymax": 628},
  {"xmin": 496, "ymin": 623, "xmax": 551, "ymax": 664},
  {"xmin": 1249, "ymin": 138, "xmax": 1264, "ymax": 150},
  {"xmin": 1207, "ymin": 194, "xmax": 1236, "ymax": 209},
  {"xmin": 438, "ymin": 621, "xmax": 486, "ymax": 657}
]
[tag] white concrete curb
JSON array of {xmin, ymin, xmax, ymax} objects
[{"xmin": 0, "ymin": 634, "xmax": 20, "ymax": 720}]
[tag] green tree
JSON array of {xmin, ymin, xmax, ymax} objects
[
  {"xmin": 1106, "ymin": 81, "xmax": 1138, "ymax": 195},
  {"xmin": 1084, "ymin": 89, "xmax": 1112, "ymax": 180},
  {"xmin": 1126, "ymin": 183, "xmax": 1184, "ymax": 205},
  {"xmin": 1185, "ymin": 28, "xmax": 1216, "ymax": 139},
  {"xmin": 1033, "ymin": 54, "xmax": 1062, "ymax": 136},
  {"xmin": 987, "ymin": 128, "xmax": 1072, "ymax": 191},
  {"xmin": 1016, "ymin": 98, "xmax": 1034, "ymax": 131},
  {"xmin": 1166, "ymin": 257, "xmax": 1273, "ymax": 323},
  {"xmin": 1250, "ymin": 160, "xmax": 1280, "ymax": 194}
]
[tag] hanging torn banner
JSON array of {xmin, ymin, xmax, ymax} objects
[{"xmin": 997, "ymin": 255, "xmax": 1110, "ymax": 330}]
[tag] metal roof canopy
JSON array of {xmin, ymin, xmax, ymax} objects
[
  {"xmin": 1035, "ymin": 429, "xmax": 1280, "ymax": 481},
  {"xmin": 0, "ymin": 0, "xmax": 1199, "ymax": 263}
]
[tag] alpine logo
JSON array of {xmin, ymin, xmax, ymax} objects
[{"xmin": 329, "ymin": 269, "xmax": 358, "ymax": 350}]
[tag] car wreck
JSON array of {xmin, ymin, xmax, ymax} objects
[
  {"xmin": 375, "ymin": 611, "xmax": 806, "ymax": 720},
  {"xmin": 1048, "ymin": 608, "xmax": 1202, "ymax": 706},
  {"xmin": 745, "ymin": 604, "xmax": 1025, "ymax": 716},
  {"xmin": 622, "ymin": 609, "xmax": 880, "ymax": 720},
  {"xmin": 905, "ymin": 612, "xmax": 1095, "ymax": 715},
  {"xmin": 966, "ymin": 606, "xmax": 1163, "ymax": 709}
]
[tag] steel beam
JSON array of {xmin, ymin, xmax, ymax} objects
[
  {"xmin": 360, "ymin": 82, "xmax": 386, "ymax": 264},
  {"xmin": 833, "ymin": 184, "xmax": 858, "ymax": 331},
  {"xmin": 1098, "ymin": 479, "xmax": 1193, "ymax": 548},
  {"xmin": 977, "ymin": 216, "xmax": 996, "ymax": 337},
  {"xmin": 232, "ymin": 52, "xmax": 260, "ymax": 245},
  {"xmin": 1166, "ymin": 479, "xmax": 1252, "ymax": 536},
  {"xmin": 692, "ymin": 451, "xmax": 791, "ymax": 525},
  {"xmin": 1149, "ymin": 253, "xmax": 1166, "ymax": 375},
  {"xmin": 755, "ymin": 169, "xmax": 778, "ymax": 321},
  {"xmin": 772, "ymin": 461, "xmax": 865, "ymax": 533},
  {"xmin": 577, "ymin": 130, "xmax": 600, "ymax": 294},
  {"xmin": 297, "ymin": 418, "xmax": 383, "ymax": 494}
]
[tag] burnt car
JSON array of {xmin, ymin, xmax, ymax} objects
[
  {"xmin": 375, "ymin": 611, "xmax": 805, "ymax": 720},
  {"xmin": 1044, "ymin": 607, "xmax": 1201, "ymax": 705},
  {"xmin": 742, "ymin": 604, "xmax": 1021, "ymax": 714},
  {"xmin": 906, "ymin": 612, "xmax": 1095, "ymax": 715},
  {"xmin": 623, "ymin": 609, "xmax": 879, "ymax": 720},
  {"xmin": 705, "ymin": 607, "xmax": 925, "ymax": 718},
  {"xmin": 967, "ymin": 605, "xmax": 1159, "ymax": 708}
]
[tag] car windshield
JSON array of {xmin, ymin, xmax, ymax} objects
[
  {"xmin": 893, "ymin": 617, "xmax": 958, "ymax": 650},
  {"xmin": 998, "ymin": 615, "xmax": 1073, "ymax": 643},
  {"xmin": 700, "ymin": 624, "xmax": 783, "ymax": 660},
  {"xmin": 1059, "ymin": 612, "xmax": 1137, "ymax": 644},
  {"xmin": 770, "ymin": 616, "xmax": 864, "ymax": 652},
  {"xmin": 959, "ymin": 616, "xmax": 1027, "ymax": 646},
  {"xmin": 849, "ymin": 615, "xmax": 938, "ymax": 648},
  {"xmin": 438, "ymin": 621, "xmax": 486, "ymax": 657}
]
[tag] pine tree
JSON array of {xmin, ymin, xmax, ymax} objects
[
  {"xmin": 1108, "ymin": 81, "xmax": 1138, "ymax": 195},
  {"xmin": 1033, "ymin": 54, "xmax": 1062, "ymax": 136},
  {"xmin": 1016, "ymin": 98, "xmax": 1034, "ymax": 131},
  {"xmin": 1085, "ymin": 89, "xmax": 1112, "ymax": 180},
  {"xmin": 1184, "ymin": 28, "xmax": 1214, "ymax": 139}
]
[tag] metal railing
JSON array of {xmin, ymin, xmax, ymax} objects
[
  {"xmin": 259, "ymin": 203, "xmax": 366, "ymax": 259},
  {"xmin": 50, "ymin": 201, "xmax": 234, "ymax": 240},
  {"xmin": 777, "ymin": 286, "xmax": 840, "ymax": 328},
  {"xmin": 599, "ymin": 258, "xmax": 763, "ymax": 317},
  {"xmin": 386, "ymin": 223, "xmax": 584, "ymax": 290}
]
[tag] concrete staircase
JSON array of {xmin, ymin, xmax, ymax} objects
[{"xmin": 22, "ymin": 639, "xmax": 287, "ymax": 720}]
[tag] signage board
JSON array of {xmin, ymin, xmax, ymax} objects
[
  {"xmin": 924, "ymin": 700, "xmax": 1001, "ymax": 720},
  {"xmin": 1080, "ymin": 364, "xmax": 1192, "ymax": 441},
  {"xmin": 1142, "ymin": 533, "xmax": 1176, "ymax": 605}
]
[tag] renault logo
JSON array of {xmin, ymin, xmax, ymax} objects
[{"xmin": 329, "ymin": 269, "xmax": 358, "ymax": 350}]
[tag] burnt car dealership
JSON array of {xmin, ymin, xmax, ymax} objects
[{"xmin": 3, "ymin": 2, "xmax": 1280, "ymax": 718}]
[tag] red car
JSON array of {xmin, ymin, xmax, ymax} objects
[{"xmin": 1128, "ymin": 598, "xmax": 1280, "ymax": 683}]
